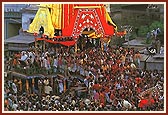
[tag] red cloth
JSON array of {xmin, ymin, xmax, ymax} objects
[
  {"xmin": 104, "ymin": 86, "xmax": 110, "ymax": 93},
  {"xmin": 94, "ymin": 92, "xmax": 100, "ymax": 101},
  {"xmin": 14, "ymin": 53, "xmax": 21, "ymax": 58},
  {"xmin": 62, "ymin": 4, "xmax": 115, "ymax": 37},
  {"xmin": 105, "ymin": 75, "xmax": 110, "ymax": 81},
  {"xmin": 59, "ymin": 41, "xmax": 76, "ymax": 46},
  {"xmin": 93, "ymin": 84, "xmax": 101, "ymax": 91},
  {"xmin": 135, "ymin": 77, "xmax": 142, "ymax": 84},
  {"xmin": 138, "ymin": 99, "xmax": 148, "ymax": 108},
  {"xmin": 36, "ymin": 37, "xmax": 76, "ymax": 46},
  {"xmin": 138, "ymin": 98, "xmax": 155, "ymax": 108},
  {"xmin": 110, "ymin": 93, "xmax": 115, "ymax": 100},
  {"xmin": 136, "ymin": 87, "xmax": 141, "ymax": 93},
  {"xmin": 36, "ymin": 37, "xmax": 45, "ymax": 41},
  {"xmin": 149, "ymin": 98, "xmax": 155, "ymax": 105},
  {"xmin": 99, "ymin": 92, "xmax": 105, "ymax": 105}
]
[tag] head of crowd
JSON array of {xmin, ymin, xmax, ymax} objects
[{"xmin": 4, "ymin": 44, "xmax": 164, "ymax": 111}]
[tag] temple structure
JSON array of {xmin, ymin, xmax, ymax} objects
[{"xmin": 27, "ymin": 4, "xmax": 118, "ymax": 48}]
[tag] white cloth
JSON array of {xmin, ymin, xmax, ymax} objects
[
  {"xmin": 12, "ymin": 104, "xmax": 18, "ymax": 111},
  {"xmin": 160, "ymin": 46, "xmax": 164, "ymax": 54},
  {"xmin": 53, "ymin": 59, "xmax": 58, "ymax": 68},
  {"xmin": 12, "ymin": 83, "xmax": 17, "ymax": 94},
  {"xmin": 123, "ymin": 99, "xmax": 132, "ymax": 109},
  {"xmin": 20, "ymin": 54, "xmax": 28, "ymax": 61},
  {"xmin": 59, "ymin": 81, "xmax": 64, "ymax": 93},
  {"xmin": 43, "ymin": 59, "xmax": 48, "ymax": 68},
  {"xmin": 29, "ymin": 51, "xmax": 35, "ymax": 63},
  {"xmin": 44, "ymin": 86, "xmax": 52, "ymax": 94},
  {"xmin": 130, "ymin": 63, "xmax": 136, "ymax": 69},
  {"xmin": 43, "ymin": 79, "xmax": 49, "ymax": 86}
]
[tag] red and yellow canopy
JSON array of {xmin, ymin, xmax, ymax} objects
[{"xmin": 28, "ymin": 4, "xmax": 117, "ymax": 39}]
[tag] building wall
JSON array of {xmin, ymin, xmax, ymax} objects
[
  {"xmin": 22, "ymin": 13, "xmax": 36, "ymax": 31},
  {"xmin": 4, "ymin": 4, "xmax": 28, "ymax": 39},
  {"xmin": 146, "ymin": 62, "xmax": 164, "ymax": 71},
  {"xmin": 8, "ymin": 22, "xmax": 20, "ymax": 38},
  {"xmin": 4, "ymin": 19, "xmax": 21, "ymax": 39},
  {"xmin": 4, "ymin": 4, "xmax": 28, "ymax": 12},
  {"xmin": 21, "ymin": 4, "xmax": 39, "ymax": 31}
]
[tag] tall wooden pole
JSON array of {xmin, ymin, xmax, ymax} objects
[
  {"xmin": 18, "ymin": 79, "xmax": 22, "ymax": 92},
  {"xmin": 32, "ymin": 78, "xmax": 35, "ymax": 95},
  {"xmin": 26, "ymin": 79, "xmax": 29, "ymax": 93},
  {"xmin": 64, "ymin": 78, "xmax": 66, "ymax": 93}
]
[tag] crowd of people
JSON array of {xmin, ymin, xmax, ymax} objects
[{"xmin": 4, "ymin": 44, "xmax": 164, "ymax": 111}]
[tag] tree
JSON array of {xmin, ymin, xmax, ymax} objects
[
  {"xmin": 138, "ymin": 21, "xmax": 164, "ymax": 37},
  {"xmin": 138, "ymin": 25, "xmax": 149, "ymax": 37},
  {"xmin": 149, "ymin": 21, "xmax": 164, "ymax": 35}
]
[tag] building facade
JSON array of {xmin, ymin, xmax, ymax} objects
[
  {"xmin": 21, "ymin": 4, "xmax": 39, "ymax": 31},
  {"xmin": 4, "ymin": 4, "xmax": 29, "ymax": 39}
]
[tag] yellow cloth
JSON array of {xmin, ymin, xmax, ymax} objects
[
  {"xmin": 28, "ymin": 5, "xmax": 55, "ymax": 38},
  {"xmin": 87, "ymin": 32, "xmax": 102, "ymax": 38},
  {"xmin": 50, "ymin": 4, "xmax": 62, "ymax": 29},
  {"xmin": 105, "ymin": 7, "xmax": 117, "ymax": 31}
]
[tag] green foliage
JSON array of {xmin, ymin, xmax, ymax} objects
[
  {"xmin": 149, "ymin": 21, "xmax": 164, "ymax": 34},
  {"xmin": 138, "ymin": 25, "xmax": 149, "ymax": 37},
  {"xmin": 138, "ymin": 21, "xmax": 164, "ymax": 37}
]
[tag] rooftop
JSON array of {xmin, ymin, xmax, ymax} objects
[{"xmin": 5, "ymin": 33, "xmax": 35, "ymax": 44}]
